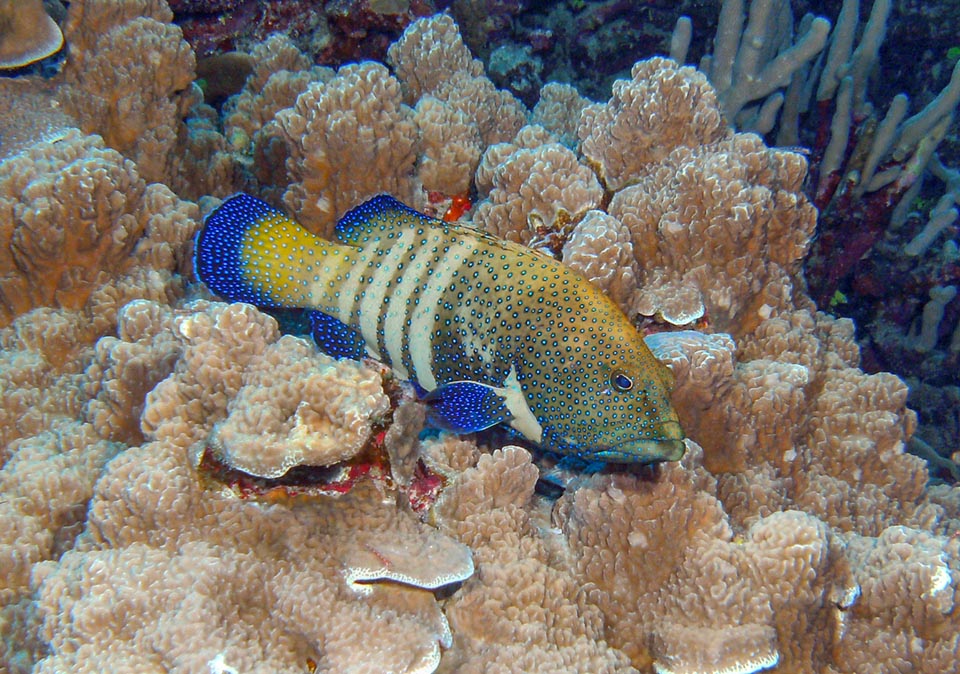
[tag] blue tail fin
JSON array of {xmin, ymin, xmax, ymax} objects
[
  {"xmin": 195, "ymin": 193, "xmax": 356, "ymax": 309},
  {"xmin": 194, "ymin": 194, "xmax": 283, "ymax": 307}
]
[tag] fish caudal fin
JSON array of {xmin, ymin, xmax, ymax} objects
[{"xmin": 194, "ymin": 194, "xmax": 352, "ymax": 308}]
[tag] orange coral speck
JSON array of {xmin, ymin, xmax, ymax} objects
[{"xmin": 442, "ymin": 195, "xmax": 472, "ymax": 222}]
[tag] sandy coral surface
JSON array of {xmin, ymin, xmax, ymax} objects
[{"xmin": 1, "ymin": 4, "xmax": 958, "ymax": 674}]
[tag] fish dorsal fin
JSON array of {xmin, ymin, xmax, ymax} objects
[
  {"xmin": 336, "ymin": 194, "xmax": 536, "ymax": 260},
  {"xmin": 335, "ymin": 194, "xmax": 432, "ymax": 246}
]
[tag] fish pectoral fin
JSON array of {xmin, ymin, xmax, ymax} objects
[
  {"xmin": 421, "ymin": 381, "xmax": 513, "ymax": 434},
  {"xmin": 308, "ymin": 310, "xmax": 369, "ymax": 361}
]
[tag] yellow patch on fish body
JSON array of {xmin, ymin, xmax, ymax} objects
[{"xmin": 195, "ymin": 194, "xmax": 685, "ymax": 463}]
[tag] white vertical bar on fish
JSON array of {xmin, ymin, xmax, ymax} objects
[{"xmin": 407, "ymin": 238, "xmax": 473, "ymax": 390}]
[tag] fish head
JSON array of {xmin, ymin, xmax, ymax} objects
[{"xmin": 520, "ymin": 318, "xmax": 685, "ymax": 464}]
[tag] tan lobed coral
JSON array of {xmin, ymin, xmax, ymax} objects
[
  {"xmin": 432, "ymin": 446, "xmax": 637, "ymax": 673},
  {"xmin": 0, "ymin": 130, "xmax": 198, "ymax": 329},
  {"xmin": 650, "ymin": 313, "xmax": 936, "ymax": 536},
  {"xmin": 475, "ymin": 57, "xmax": 813, "ymax": 340},
  {"xmin": 387, "ymin": 12, "xmax": 526, "ymax": 196},
  {"xmin": 27, "ymin": 299, "xmax": 473, "ymax": 673},
  {"xmin": 56, "ymin": 0, "xmax": 196, "ymax": 185},
  {"xmin": 204, "ymin": 334, "xmax": 391, "ymax": 478},
  {"xmin": 579, "ymin": 57, "xmax": 726, "ymax": 192},
  {"xmin": 607, "ymin": 131, "xmax": 816, "ymax": 335},
  {"xmin": 222, "ymin": 34, "xmax": 334, "ymax": 159},
  {"xmin": 0, "ymin": 0, "xmax": 235, "ymax": 199},
  {"xmin": 32, "ymin": 454, "xmax": 473, "ymax": 674},
  {"xmin": 413, "ymin": 95, "xmax": 483, "ymax": 197},
  {"xmin": 474, "ymin": 123, "xmax": 556, "ymax": 197},
  {"xmin": 0, "ymin": 131, "xmax": 138, "ymax": 326},
  {"xmin": 0, "ymin": 155, "xmax": 199, "ymax": 671},
  {"xmin": 427, "ymin": 417, "xmax": 959, "ymax": 674},
  {"xmin": 275, "ymin": 61, "xmax": 419, "ymax": 236},
  {"xmin": 473, "ymin": 136, "xmax": 604, "ymax": 246},
  {"xmin": 216, "ymin": 12, "xmax": 528, "ymax": 222},
  {"xmin": 531, "ymin": 82, "xmax": 590, "ymax": 149},
  {"xmin": 561, "ymin": 209, "xmax": 639, "ymax": 314},
  {"xmin": 387, "ymin": 12, "xmax": 485, "ymax": 104}
]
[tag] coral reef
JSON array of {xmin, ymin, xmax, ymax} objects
[
  {"xmin": 1, "ymin": 5, "xmax": 959, "ymax": 674},
  {"xmin": 1, "ymin": 0, "xmax": 235, "ymax": 199},
  {"xmin": 172, "ymin": 0, "xmax": 439, "ymax": 65},
  {"xmin": 57, "ymin": 0, "xmax": 197, "ymax": 185},
  {"xmin": 31, "ymin": 300, "xmax": 473, "ymax": 673}
]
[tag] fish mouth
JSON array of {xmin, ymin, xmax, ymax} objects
[{"xmin": 584, "ymin": 422, "xmax": 686, "ymax": 464}]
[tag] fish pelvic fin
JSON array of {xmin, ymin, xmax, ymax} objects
[
  {"xmin": 308, "ymin": 310, "xmax": 368, "ymax": 360},
  {"xmin": 195, "ymin": 193, "xmax": 354, "ymax": 308}
]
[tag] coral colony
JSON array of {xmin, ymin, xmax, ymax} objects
[{"xmin": 1, "ymin": 1, "xmax": 959, "ymax": 673}]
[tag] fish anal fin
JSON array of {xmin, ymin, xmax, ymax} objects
[{"xmin": 308, "ymin": 310, "xmax": 368, "ymax": 360}]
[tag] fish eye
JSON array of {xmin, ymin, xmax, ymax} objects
[{"xmin": 611, "ymin": 372, "xmax": 633, "ymax": 391}]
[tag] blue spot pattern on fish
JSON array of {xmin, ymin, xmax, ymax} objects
[{"xmin": 194, "ymin": 193, "xmax": 685, "ymax": 463}]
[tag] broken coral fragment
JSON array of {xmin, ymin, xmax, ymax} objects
[
  {"xmin": 0, "ymin": 0, "xmax": 63, "ymax": 69},
  {"xmin": 342, "ymin": 522, "xmax": 474, "ymax": 595}
]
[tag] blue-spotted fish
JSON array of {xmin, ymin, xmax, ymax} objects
[{"xmin": 194, "ymin": 193, "xmax": 685, "ymax": 463}]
